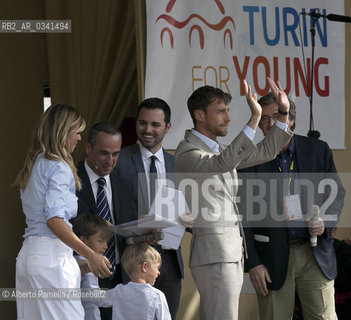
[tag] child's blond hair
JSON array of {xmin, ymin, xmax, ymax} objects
[{"xmin": 121, "ymin": 243, "xmax": 161, "ymax": 277}]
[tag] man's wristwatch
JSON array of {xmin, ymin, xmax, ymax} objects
[{"xmin": 278, "ymin": 109, "xmax": 289, "ymax": 115}]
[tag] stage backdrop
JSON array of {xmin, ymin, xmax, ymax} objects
[{"xmin": 145, "ymin": 0, "xmax": 345, "ymax": 149}]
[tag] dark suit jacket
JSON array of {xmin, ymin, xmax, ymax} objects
[
  {"xmin": 76, "ymin": 162, "xmax": 138, "ymax": 283},
  {"xmin": 115, "ymin": 144, "xmax": 184, "ymax": 278},
  {"xmin": 240, "ymin": 135, "xmax": 345, "ymax": 290}
]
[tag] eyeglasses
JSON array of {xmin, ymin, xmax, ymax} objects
[{"xmin": 259, "ymin": 113, "xmax": 279, "ymax": 125}]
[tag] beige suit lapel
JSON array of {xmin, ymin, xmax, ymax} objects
[{"xmin": 219, "ymin": 144, "xmax": 235, "ymax": 196}]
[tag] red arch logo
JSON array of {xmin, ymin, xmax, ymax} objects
[{"xmin": 156, "ymin": 0, "xmax": 236, "ymax": 50}]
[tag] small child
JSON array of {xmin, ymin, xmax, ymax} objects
[
  {"xmin": 97, "ymin": 242, "xmax": 171, "ymax": 320},
  {"xmin": 73, "ymin": 214, "xmax": 113, "ymax": 320}
]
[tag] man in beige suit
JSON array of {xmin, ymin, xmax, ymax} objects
[{"xmin": 174, "ymin": 78, "xmax": 293, "ymax": 320}]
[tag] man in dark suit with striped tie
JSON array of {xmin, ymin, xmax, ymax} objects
[{"xmin": 76, "ymin": 122, "xmax": 137, "ymax": 320}]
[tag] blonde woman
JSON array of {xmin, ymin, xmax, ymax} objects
[{"xmin": 15, "ymin": 104, "xmax": 112, "ymax": 319}]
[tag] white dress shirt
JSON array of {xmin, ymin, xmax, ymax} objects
[
  {"xmin": 139, "ymin": 144, "xmax": 167, "ymax": 207},
  {"xmin": 84, "ymin": 160, "xmax": 120, "ymax": 263},
  {"xmin": 84, "ymin": 161, "xmax": 113, "ymax": 220}
]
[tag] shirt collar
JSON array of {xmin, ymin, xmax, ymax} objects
[
  {"xmin": 278, "ymin": 136, "xmax": 295, "ymax": 160},
  {"xmin": 191, "ymin": 129, "xmax": 221, "ymax": 154},
  {"xmin": 84, "ymin": 160, "xmax": 111, "ymax": 187},
  {"xmin": 288, "ymin": 136, "xmax": 295, "ymax": 154},
  {"xmin": 285, "ymin": 136, "xmax": 295, "ymax": 156},
  {"xmin": 139, "ymin": 144, "xmax": 165, "ymax": 164}
]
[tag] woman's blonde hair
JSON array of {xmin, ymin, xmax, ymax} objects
[{"xmin": 15, "ymin": 104, "xmax": 86, "ymax": 190}]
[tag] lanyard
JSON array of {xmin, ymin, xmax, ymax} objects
[{"xmin": 276, "ymin": 159, "xmax": 294, "ymax": 194}]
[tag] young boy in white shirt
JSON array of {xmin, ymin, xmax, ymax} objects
[
  {"xmin": 97, "ymin": 242, "xmax": 171, "ymax": 320},
  {"xmin": 73, "ymin": 214, "xmax": 113, "ymax": 320}
]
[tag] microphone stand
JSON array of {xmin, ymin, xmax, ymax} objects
[
  {"xmin": 307, "ymin": 10, "xmax": 320, "ymax": 139},
  {"xmin": 304, "ymin": 9, "xmax": 351, "ymax": 138}
]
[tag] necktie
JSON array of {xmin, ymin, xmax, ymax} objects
[
  {"xmin": 96, "ymin": 177, "xmax": 116, "ymax": 269},
  {"xmin": 149, "ymin": 155, "xmax": 157, "ymax": 206}
]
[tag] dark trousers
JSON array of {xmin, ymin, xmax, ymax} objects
[{"xmin": 154, "ymin": 248, "xmax": 182, "ymax": 320}]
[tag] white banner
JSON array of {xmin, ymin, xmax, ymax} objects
[{"xmin": 145, "ymin": 0, "xmax": 345, "ymax": 149}]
